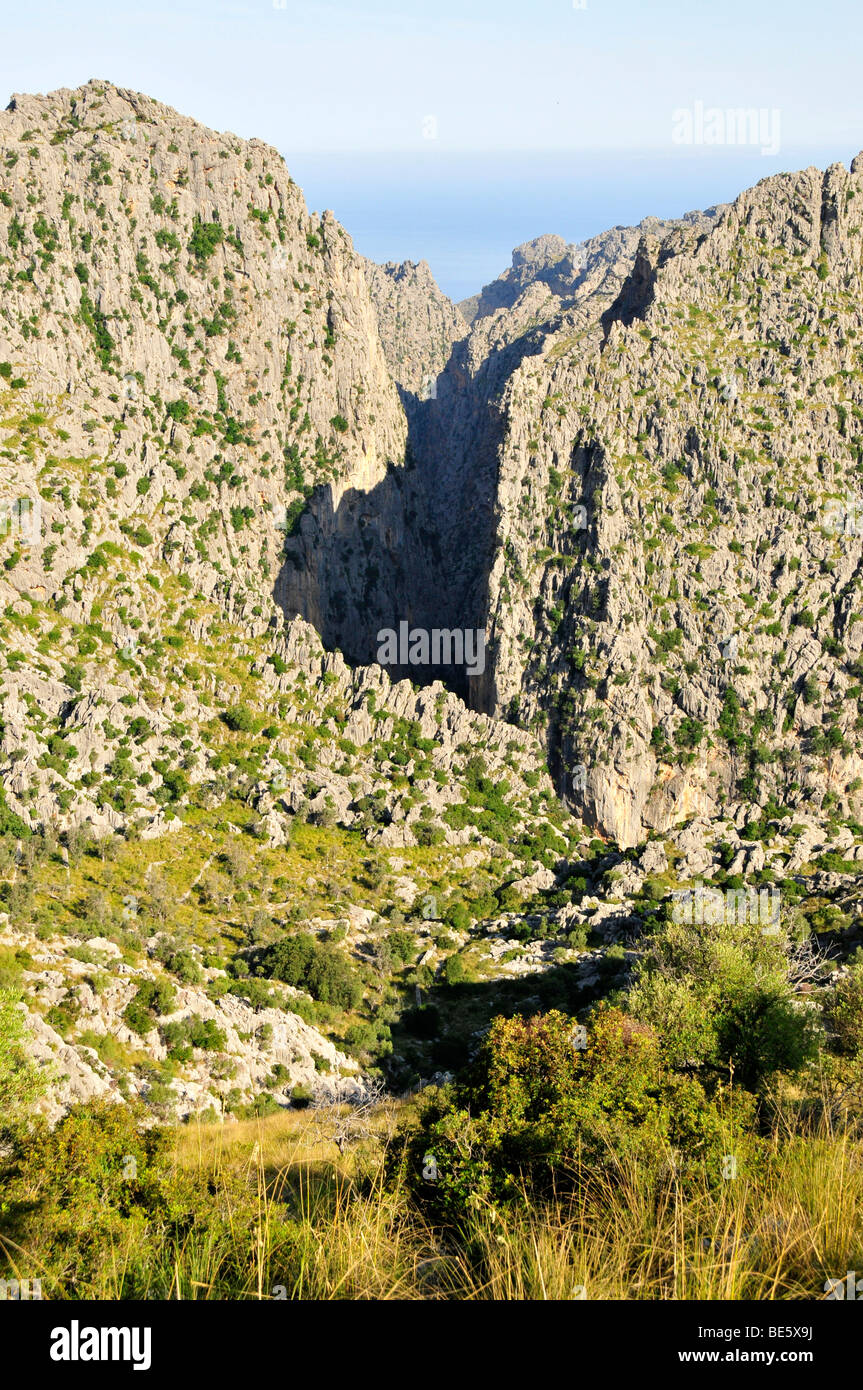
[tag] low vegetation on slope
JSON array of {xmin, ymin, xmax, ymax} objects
[
  {"xmin": 2, "ymin": 985, "xmax": 863, "ymax": 1300},
  {"xmin": 2, "ymin": 83, "xmax": 863, "ymax": 1302}
]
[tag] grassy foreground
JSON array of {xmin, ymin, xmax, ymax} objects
[{"xmin": 1, "ymin": 1098, "xmax": 861, "ymax": 1301}]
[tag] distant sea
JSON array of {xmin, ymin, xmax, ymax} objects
[{"xmin": 284, "ymin": 146, "xmax": 859, "ymax": 304}]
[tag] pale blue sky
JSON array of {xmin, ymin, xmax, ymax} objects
[{"xmin": 2, "ymin": 0, "xmax": 861, "ymax": 297}]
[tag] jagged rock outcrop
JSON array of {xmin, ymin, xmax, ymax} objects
[
  {"xmin": 363, "ymin": 257, "xmax": 466, "ymax": 398},
  {"xmin": 482, "ymin": 160, "xmax": 863, "ymax": 843},
  {"xmin": 458, "ymin": 215, "xmax": 722, "ymax": 326},
  {"xmin": 9, "ymin": 923, "xmax": 364, "ymax": 1123},
  {"xmin": 0, "ymin": 78, "xmax": 406, "ymax": 624},
  {"xmin": 357, "ymin": 209, "xmax": 724, "ymax": 704}
]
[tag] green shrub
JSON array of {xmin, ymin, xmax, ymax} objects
[
  {"xmin": 442, "ymin": 901, "xmax": 470, "ymax": 932},
  {"xmin": 397, "ymin": 1008, "xmax": 759, "ymax": 1216},
  {"xmin": 222, "ymin": 705, "xmax": 257, "ymax": 733},
  {"xmin": 0, "ymin": 988, "xmax": 44, "ymax": 1139},
  {"xmin": 444, "ymin": 953, "xmax": 466, "ymax": 985},
  {"xmin": 628, "ymin": 912, "xmax": 820, "ymax": 1089},
  {"xmin": 827, "ymin": 963, "xmax": 863, "ymax": 1055},
  {"xmin": 0, "ymin": 785, "xmax": 30, "ymax": 837},
  {"xmin": 123, "ymin": 979, "xmax": 177, "ymax": 1035},
  {"xmin": 163, "ymin": 950, "xmax": 202, "ymax": 984},
  {"xmin": 0, "ymin": 1100, "xmax": 214, "ymax": 1295},
  {"xmin": 188, "ymin": 215, "xmax": 224, "ymax": 265},
  {"xmin": 255, "ymin": 934, "xmax": 362, "ymax": 1010}
]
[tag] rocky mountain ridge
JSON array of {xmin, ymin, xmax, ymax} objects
[
  {"xmin": 6, "ymin": 84, "xmax": 859, "ymax": 851},
  {"xmin": 480, "ymin": 159, "xmax": 863, "ymax": 843},
  {"xmin": 4, "ymin": 80, "xmax": 863, "ymax": 1124}
]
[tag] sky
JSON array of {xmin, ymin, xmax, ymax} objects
[{"xmin": 2, "ymin": 0, "xmax": 862, "ymax": 299}]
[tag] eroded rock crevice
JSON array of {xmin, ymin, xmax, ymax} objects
[{"xmin": 276, "ymin": 222, "xmax": 714, "ymax": 728}]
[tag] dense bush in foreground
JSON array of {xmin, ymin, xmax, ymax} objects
[{"xmin": 395, "ymin": 1007, "xmax": 761, "ymax": 1216}]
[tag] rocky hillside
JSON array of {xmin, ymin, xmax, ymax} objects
[
  {"xmin": 4, "ymin": 80, "xmax": 863, "ymax": 1127},
  {"xmin": 354, "ymin": 213, "xmax": 721, "ymax": 700},
  {"xmin": 0, "ymin": 81, "xmax": 580, "ymax": 1119},
  {"xmin": 363, "ymin": 256, "xmax": 466, "ymax": 399},
  {"xmin": 457, "ymin": 216, "xmax": 723, "ymax": 327},
  {"xmin": 482, "ymin": 160, "xmax": 863, "ymax": 844},
  {"xmin": 0, "ymin": 80, "xmax": 504, "ymax": 845},
  {"xmin": 0, "ymin": 80, "xmax": 405, "ymax": 602},
  {"xmin": 358, "ymin": 164, "xmax": 863, "ymax": 849}
]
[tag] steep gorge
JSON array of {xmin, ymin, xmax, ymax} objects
[
  {"xmin": 296, "ymin": 163, "xmax": 863, "ymax": 849},
  {"xmin": 6, "ymin": 81, "xmax": 863, "ymax": 1131},
  {"xmin": 4, "ymin": 79, "xmax": 863, "ymax": 851}
]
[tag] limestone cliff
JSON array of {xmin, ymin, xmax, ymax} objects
[{"xmin": 483, "ymin": 162, "xmax": 863, "ymax": 843}]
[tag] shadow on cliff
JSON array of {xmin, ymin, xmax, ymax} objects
[
  {"xmin": 272, "ymin": 328, "xmax": 549, "ymax": 711},
  {"xmin": 387, "ymin": 952, "xmax": 631, "ymax": 1078}
]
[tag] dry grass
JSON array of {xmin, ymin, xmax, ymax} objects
[
  {"xmin": 4, "ymin": 1101, "xmax": 862, "ymax": 1300},
  {"xmin": 161, "ymin": 1104, "xmax": 863, "ymax": 1301}
]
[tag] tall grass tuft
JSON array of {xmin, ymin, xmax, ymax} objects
[{"xmin": 2, "ymin": 1103, "xmax": 862, "ymax": 1300}]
